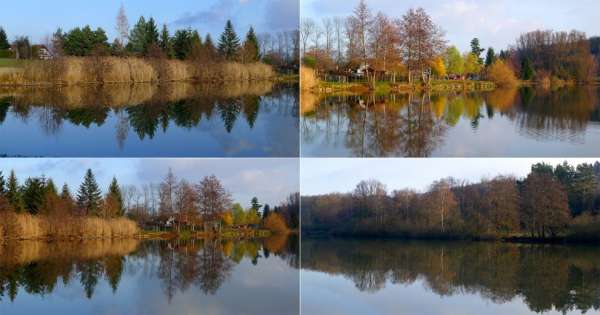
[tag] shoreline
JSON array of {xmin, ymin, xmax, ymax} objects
[
  {"xmin": 303, "ymin": 74, "xmax": 599, "ymax": 96},
  {"xmin": 312, "ymin": 80, "xmax": 497, "ymax": 94},
  {"xmin": 302, "ymin": 232, "xmax": 600, "ymax": 245}
]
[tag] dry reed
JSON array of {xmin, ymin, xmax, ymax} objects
[
  {"xmin": 300, "ymin": 66, "xmax": 318, "ymax": 91},
  {"xmin": 0, "ymin": 213, "xmax": 139, "ymax": 241},
  {"xmin": 0, "ymin": 58, "xmax": 276, "ymax": 86}
]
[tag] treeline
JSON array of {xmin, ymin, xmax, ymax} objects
[
  {"xmin": 301, "ymin": 0, "xmax": 599, "ymax": 85},
  {"xmin": 1, "ymin": 4, "xmax": 298, "ymax": 72},
  {"xmin": 0, "ymin": 169, "xmax": 126, "ymax": 218},
  {"xmin": 302, "ymin": 161, "xmax": 600, "ymax": 241},
  {"xmin": 0, "ymin": 168, "xmax": 137, "ymax": 240},
  {"xmin": 0, "ymin": 168, "xmax": 298, "ymax": 239},
  {"xmin": 114, "ymin": 169, "xmax": 299, "ymax": 233}
]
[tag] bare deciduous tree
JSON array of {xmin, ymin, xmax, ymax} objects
[
  {"xmin": 396, "ymin": 8, "xmax": 446, "ymax": 84},
  {"xmin": 300, "ymin": 18, "xmax": 316, "ymax": 57},
  {"xmin": 116, "ymin": 3, "xmax": 129, "ymax": 46}
]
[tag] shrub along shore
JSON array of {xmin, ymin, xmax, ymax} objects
[{"xmin": 0, "ymin": 57, "xmax": 275, "ymax": 86}]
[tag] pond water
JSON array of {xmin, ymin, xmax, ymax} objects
[
  {"xmin": 301, "ymin": 238, "xmax": 600, "ymax": 315},
  {"xmin": 0, "ymin": 236, "xmax": 299, "ymax": 315},
  {"xmin": 301, "ymin": 86, "xmax": 600, "ymax": 157},
  {"xmin": 0, "ymin": 82, "xmax": 299, "ymax": 157}
]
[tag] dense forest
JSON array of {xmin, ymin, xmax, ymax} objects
[
  {"xmin": 0, "ymin": 167, "xmax": 298, "ymax": 240},
  {"xmin": 301, "ymin": 0, "xmax": 599, "ymax": 86},
  {"xmin": 302, "ymin": 161, "xmax": 600, "ymax": 241}
]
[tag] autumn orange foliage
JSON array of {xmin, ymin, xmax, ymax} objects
[{"xmin": 263, "ymin": 213, "xmax": 289, "ymax": 234}]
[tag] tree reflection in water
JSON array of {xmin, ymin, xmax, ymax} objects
[
  {"xmin": 0, "ymin": 235, "xmax": 297, "ymax": 303},
  {"xmin": 302, "ymin": 239, "xmax": 600, "ymax": 314},
  {"xmin": 301, "ymin": 86, "xmax": 600, "ymax": 157},
  {"xmin": 0, "ymin": 82, "xmax": 298, "ymax": 148}
]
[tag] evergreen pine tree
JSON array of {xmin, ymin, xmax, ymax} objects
[
  {"xmin": 251, "ymin": 197, "xmax": 262, "ymax": 212},
  {"xmin": 172, "ymin": 29, "xmax": 193, "ymax": 60},
  {"xmin": 77, "ymin": 169, "xmax": 102, "ymax": 216},
  {"xmin": 521, "ymin": 58, "xmax": 535, "ymax": 80},
  {"xmin": 145, "ymin": 17, "xmax": 160, "ymax": 48},
  {"xmin": 6, "ymin": 170, "xmax": 22, "ymax": 212},
  {"xmin": 45, "ymin": 178, "xmax": 57, "ymax": 195},
  {"xmin": 218, "ymin": 20, "xmax": 240, "ymax": 61},
  {"xmin": 22, "ymin": 177, "xmax": 45, "ymax": 214},
  {"xmin": 0, "ymin": 27, "xmax": 10, "ymax": 50},
  {"xmin": 187, "ymin": 30, "xmax": 204, "ymax": 61},
  {"xmin": 108, "ymin": 177, "xmax": 124, "ymax": 216},
  {"xmin": 485, "ymin": 47, "xmax": 496, "ymax": 67},
  {"xmin": 61, "ymin": 183, "xmax": 73, "ymax": 200},
  {"xmin": 0, "ymin": 171, "xmax": 6, "ymax": 195},
  {"xmin": 128, "ymin": 16, "xmax": 147, "ymax": 54},
  {"xmin": 262, "ymin": 204, "xmax": 271, "ymax": 219},
  {"xmin": 159, "ymin": 24, "xmax": 171, "ymax": 56},
  {"xmin": 470, "ymin": 38, "xmax": 485, "ymax": 64},
  {"xmin": 242, "ymin": 26, "xmax": 260, "ymax": 62}
]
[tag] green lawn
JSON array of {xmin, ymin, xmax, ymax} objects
[{"xmin": 0, "ymin": 58, "xmax": 25, "ymax": 68}]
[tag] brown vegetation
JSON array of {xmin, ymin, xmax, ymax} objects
[
  {"xmin": 486, "ymin": 60, "xmax": 518, "ymax": 87},
  {"xmin": 0, "ymin": 57, "xmax": 275, "ymax": 86},
  {"xmin": 262, "ymin": 213, "xmax": 290, "ymax": 234},
  {"xmin": 0, "ymin": 213, "xmax": 139, "ymax": 241},
  {"xmin": 300, "ymin": 66, "xmax": 318, "ymax": 90},
  {"xmin": 302, "ymin": 1, "xmax": 599, "ymax": 90},
  {"xmin": 303, "ymin": 161, "xmax": 600, "ymax": 241}
]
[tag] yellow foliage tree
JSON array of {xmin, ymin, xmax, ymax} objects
[
  {"xmin": 464, "ymin": 53, "xmax": 482, "ymax": 76},
  {"xmin": 221, "ymin": 212, "xmax": 234, "ymax": 226},
  {"xmin": 487, "ymin": 60, "xmax": 518, "ymax": 87},
  {"xmin": 263, "ymin": 213, "xmax": 289, "ymax": 234},
  {"xmin": 430, "ymin": 57, "xmax": 446, "ymax": 78}
]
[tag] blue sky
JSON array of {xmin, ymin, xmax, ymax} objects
[
  {"xmin": 0, "ymin": 158, "xmax": 299, "ymax": 207},
  {"xmin": 302, "ymin": 0, "xmax": 600, "ymax": 52},
  {"xmin": 301, "ymin": 158, "xmax": 599, "ymax": 195},
  {"xmin": 0, "ymin": 0, "xmax": 299, "ymax": 43}
]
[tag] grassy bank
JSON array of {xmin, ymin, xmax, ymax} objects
[
  {"xmin": 0, "ymin": 57, "xmax": 276, "ymax": 86},
  {"xmin": 301, "ymin": 66, "xmax": 496, "ymax": 94},
  {"xmin": 0, "ymin": 58, "xmax": 25, "ymax": 68},
  {"xmin": 0, "ymin": 213, "xmax": 139, "ymax": 241},
  {"xmin": 139, "ymin": 228, "xmax": 274, "ymax": 240},
  {"xmin": 315, "ymin": 79, "xmax": 496, "ymax": 93}
]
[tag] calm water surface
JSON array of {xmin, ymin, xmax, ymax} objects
[
  {"xmin": 301, "ymin": 87, "xmax": 600, "ymax": 157},
  {"xmin": 0, "ymin": 82, "xmax": 299, "ymax": 157},
  {"xmin": 0, "ymin": 236, "xmax": 298, "ymax": 315},
  {"xmin": 301, "ymin": 238, "xmax": 600, "ymax": 315}
]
